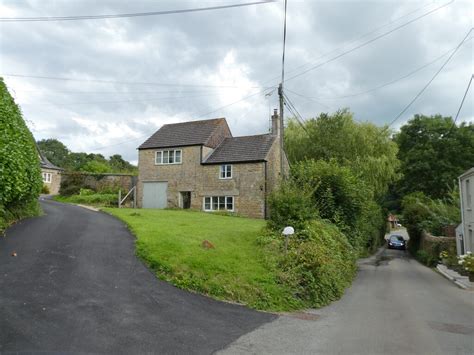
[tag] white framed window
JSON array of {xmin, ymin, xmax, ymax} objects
[
  {"xmin": 155, "ymin": 149, "xmax": 182, "ymax": 165},
  {"xmin": 219, "ymin": 164, "xmax": 232, "ymax": 179},
  {"xmin": 203, "ymin": 196, "xmax": 234, "ymax": 212},
  {"xmin": 42, "ymin": 172, "xmax": 52, "ymax": 183}
]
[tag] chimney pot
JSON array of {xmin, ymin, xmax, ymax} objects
[{"xmin": 271, "ymin": 108, "xmax": 280, "ymax": 137}]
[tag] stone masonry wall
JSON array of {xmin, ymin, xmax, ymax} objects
[
  {"xmin": 60, "ymin": 173, "xmax": 136, "ymax": 193},
  {"xmin": 137, "ymin": 145, "xmax": 267, "ymax": 218},
  {"xmin": 41, "ymin": 168, "xmax": 61, "ymax": 195}
]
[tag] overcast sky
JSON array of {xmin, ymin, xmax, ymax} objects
[{"xmin": 1, "ymin": 0, "xmax": 472, "ymax": 164}]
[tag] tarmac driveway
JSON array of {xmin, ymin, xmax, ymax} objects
[{"xmin": 0, "ymin": 199, "xmax": 275, "ymax": 354}]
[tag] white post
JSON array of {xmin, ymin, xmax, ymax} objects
[{"xmin": 118, "ymin": 189, "xmax": 122, "ymax": 208}]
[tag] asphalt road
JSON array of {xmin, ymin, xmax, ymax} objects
[
  {"xmin": 220, "ymin": 248, "xmax": 474, "ymax": 355},
  {"xmin": 0, "ymin": 199, "xmax": 275, "ymax": 354}
]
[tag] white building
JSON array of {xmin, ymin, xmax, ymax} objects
[{"xmin": 458, "ymin": 167, "xmax": 474, "ymax": 255}]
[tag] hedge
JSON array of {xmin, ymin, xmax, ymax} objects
[{"xmin": 0, "ymin": 77, "xmax": 42, "ymax": 231}]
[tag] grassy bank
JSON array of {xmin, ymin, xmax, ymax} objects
[
  {"xmin": 54, "ymin": 193, "xmax": 117, "ymax": 207},
  {"xmin": 105, "ymin": 208, "xmax": 300, "ymax": 311}
]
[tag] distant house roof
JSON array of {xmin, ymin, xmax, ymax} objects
[
  {"xmin": 138, "ymin": 118, "xmax": 230, "ymax": 149},
  {"xmin": 203, "ymin": 134, "xmax": 276, "ymax": 164},
  {"xmin": 38, "ymin": 150, "xmax": 63, "ymax": 171}
]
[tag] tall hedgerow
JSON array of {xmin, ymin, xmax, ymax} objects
[{"xmin": 0, "ymin": 77, "xmax": 42, "ymax": 231}]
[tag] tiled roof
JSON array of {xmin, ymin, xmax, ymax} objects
[
  {"xmin": 38, "ymin": 151, "xmax": 62, "ymax": 171},
  {"xmin": 138, "ymin": 118, "xmax": 229, "ymax": 149},
  {"xmin": 203, "ymin": 134, "xmax": 276, "ymax": 164}
]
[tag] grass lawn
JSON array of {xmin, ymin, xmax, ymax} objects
[{"xmin": 105, "ymin": 208, "xmax": 300, "ymax": 311}]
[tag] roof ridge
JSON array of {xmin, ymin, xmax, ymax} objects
[
  {"xmin": 226, "ymin": 133, "xmax": 272, "ymax": 139},
  {"xmin": 162, "ymin": 117, "xmax": 226, "ymax": 127}
]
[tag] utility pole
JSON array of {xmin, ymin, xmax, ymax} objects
[
  {"xmin": 278, "ymin": 83, "xmax": 284, "ymax": 177},
  {"xmin": 279, "ymin": 0, "xmax": 288, "ymax": 178}
]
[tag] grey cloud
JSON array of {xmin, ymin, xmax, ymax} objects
[{"xmin": 0, "ymin": 0, "xmax": 472, "ymax": 163}]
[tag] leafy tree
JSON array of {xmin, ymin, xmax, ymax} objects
[
  {"xmin": 0, "ymin": 78, "xmax": 42, "ymax": 230},
  {"xmin": 80, "ymin": 160, "xmax": 110, "ymax": 173},
  {"xmin": 291, "ymin": 159, "xmax": 372, "ymax": 249},
  {"xmin": 109, "ymin": 154, "xmax": 136, "ymax": 173},
  {"xmin": 285, "ymin": 109, "xmax": 400, "ymax": 199},
  {"xmin": 394, "ymin": 114, "xmax": 474, "ymax": 199},
  {"xmin": 37, "ymin": 138, "xmax": 69, "ymax": 167},
  {"xmin": 63, "ymin": 152, "xmax": 90, "ymax": 171}
]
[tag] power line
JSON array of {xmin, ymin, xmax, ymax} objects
[
  {"xmin": 283, "ymin": 0, "xmax": 454, "ymax": 83},
  {"xmin": 0, "ymin": 1, "xmax": 275, "ymax": 22},
  {"xmin": 89, "ymin": 87, "xmax": 272, "ymax": 151},
  {"xmin": 263, "ymin": 0, "xmax": 437, "ymax": 85},
  {"xmin": 284, "ymin": 88, "xmax": 333, "ymax": 109},
  {"xmin": 281, "ymin": 0, "xmax": 288, "ymax": 85},
  {"xmin": 20, "ymin": 92, "xmax": 222, "ymax": 107},
  {"xmin": 1, "ymin": 73, "xmax": 272, "ymax": 89},
  {"xmin": 450, "ymin": 74, "xmax": 473, "ymax": 130},
  {"xmin": 285, "ymin": 38, "xmax": 472, "ymax": 102},
  {"xmin": 386, "ymin": 28, "xmax": 473, "ymax": 129}
]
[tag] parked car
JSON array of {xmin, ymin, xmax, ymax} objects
[{"xmin": 387, "ymin": 235, "xmax": 406, "ymax": 250}]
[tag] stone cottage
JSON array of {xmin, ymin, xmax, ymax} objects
[
  {"xmin": 38, "ymin": 150, "xmax": 63, "ymax": 195},
  {"xmin": 137, "ymin": 111, "xmax": 288, "ymax": 218}
]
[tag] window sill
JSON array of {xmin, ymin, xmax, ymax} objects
[{"xmin": 155, "ymin": 162, "xmax": 182, "ymax": 166}]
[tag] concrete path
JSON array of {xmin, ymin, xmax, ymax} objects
[
  {"xmin": 0, "ymin": 199, "xmax": 275, "ymax": 354},
  {"xmin": 220, "ymin": 248, "xmax": 474, "ymax": 355}
]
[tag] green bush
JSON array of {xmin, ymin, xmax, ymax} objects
[
  {"xmin": 0, "ymin": 77, "xmax": 42, "ymax": 232},
  {"xmin": 416, "ymin": 250, "xmax": 437, "ymax": 267},
  {"xmin": 276, "ymin": 219, "xmax": 357, "ymax": 308},
  {"xmin": 59, "ymin": 172, "xmax": 88, "ymax": 195},
  {"xmin": 79, "ymin": 188, "xmax": 95, "ymax": 196},
  {"xmin": 55, "ymin": 193, "xmax": 118, "ymax": 207},
  {"xmin": 96, "ymin": 183, "xmax": 121, "ymax": 194},
  {"xmin": 41, "ymin": 185, "xmax": 50, "ymax": 194},
  {"xmin": 268, "ymin": 182, "xmax": 318, "ymax": 231},
  {"xmin": 60, "ymin": 185, "xmax": 82, "ymax": 196}
]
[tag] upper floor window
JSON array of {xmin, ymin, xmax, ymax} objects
[
  {"xmin": 220, "ymin": 164, "xmax": 232, "ymax": 179},
  {"xmin": 42, "ymin": 172, "xmax": 52, "ymax": 183},
  {"xmin": 155, "ymin": 149, "xmax": 182, "ymax": 165}
]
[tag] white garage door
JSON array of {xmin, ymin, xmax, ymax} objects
[{"xmin": 142, "ymin": 182, "xmax": 168, "ymax": 209}]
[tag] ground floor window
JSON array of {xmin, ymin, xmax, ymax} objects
[
  {"xmin": 203, "ymin": 196, "xmax": 234, "ymax": 212},
  {"xmin": 42, "ymin": 172, "xmax": 52, "ymax": 183}
]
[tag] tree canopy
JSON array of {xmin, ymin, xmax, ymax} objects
[
  {"xmin": 37, "ymin": 138, "xmax": 137, "ymax": 174},
  {"xmin": 285, "ymin": 109, "xmax": 400, "ymax": 199},
  {"xmin": 394, "ymin": 114, "xmax": 474, "ymax": 199}
]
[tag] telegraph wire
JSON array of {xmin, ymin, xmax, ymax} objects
[
  {"xmin": 283, "ymin": 0, "xmax": 454, "ymax": 84},
  {"xmin": 284, "ymin": 38, "xmax": 472, "ymax": 102},
  {"xmin": 20, "ymin": 92, "xmax": 223, "ymax": 107},
  {"xmin": 89, "ymin": 87, "xmax": 274, "ymax": 151},
  {"xmin": 262, "ymin": 0, "xmax": 437, "ymax": 85},
  {"xmin": 1, "ymin": 73, "xmax": 273, "ymax": 89},
  {"xmin": 448, "ymin": 74, "xmax": 473, "ymax": 132},
  {"xmin": 386, "ymin": 28, "xmax": 473, "ymax": 129},
  {"xmin": 0, "ymin": 1, "xmax": 275, "ymax": 22}
]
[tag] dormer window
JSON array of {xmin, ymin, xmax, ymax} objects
[
  {"xmin": 220, "ymin": 164, "xmax": 232, "ymax": 179},
  {"xmin": 155, "ymin": 149, "xmax": 182, "ymax": 165}
]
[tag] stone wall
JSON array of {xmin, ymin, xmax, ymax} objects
[
  {"xmin": 137, "ymin": 145, "xmax": 268, "ymax": 218},
  {"xmin": 41, "ymin": 168, "xmax": 61, "ymax": 195},
  {"xmin": 60, "ymin": 172, "xmax": 137, "ymax": 193},
  {"xmin": 420, "ymin": 230, "xmax": 457, "ymax": 256}
]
